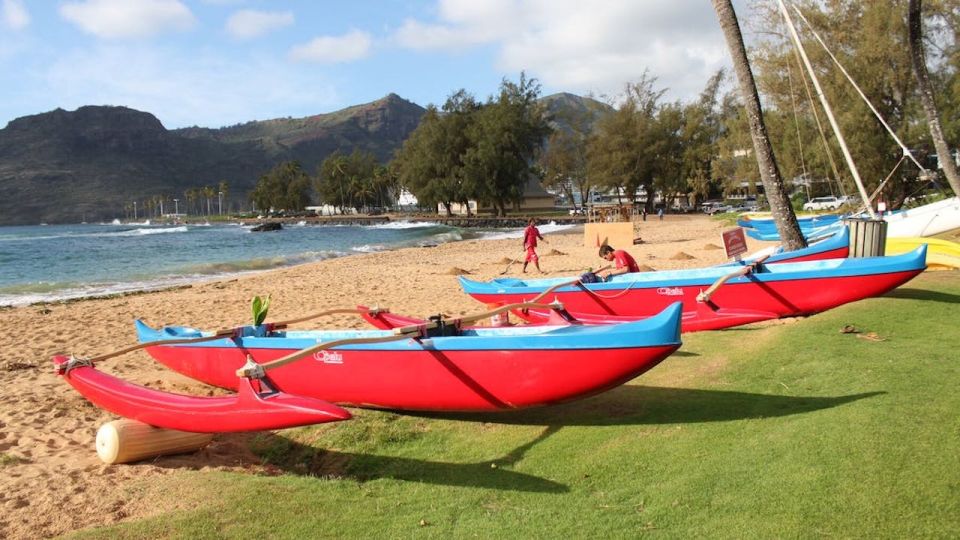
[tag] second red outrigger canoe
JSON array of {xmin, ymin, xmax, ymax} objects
[{"xmin": 458, "ymin": 246, "xmax": 927, "ymax": 330}]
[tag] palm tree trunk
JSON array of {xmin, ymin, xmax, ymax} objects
[
  {"xmin": 908, "ymin": 0, "xmax": 960, "ymax": 197},
  {"xmin": 712, "ymin": 0, "xmax": 807, "ymax": 250}
]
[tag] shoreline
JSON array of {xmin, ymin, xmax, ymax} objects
[{"xmin": 0, "ymin": 220, "xmax": 580, "ymax": 309}]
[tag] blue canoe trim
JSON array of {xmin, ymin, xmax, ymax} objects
[
  {"xmin": 738, "ymin": 214, "xmax": 842, "ymax": 230},
  {"xmin": 459, "ymin": 246, "xmax": 927, "ymax": 295},
  {"xmin": 135, "ymin": 302, "xmax": 683, "ymax": 352},
  {"xmin": 725, "ymin": 228, "xmax": 849, "ymax": 266},
  {"xmin": 745, "ymin": 221, "xmax": 846, "ymax": 242}
]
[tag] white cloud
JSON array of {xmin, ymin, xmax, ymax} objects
[
  {"xmin": 225, "ymin": 9, "xmax": 294, "ymax": 40},
  {"xmin": 1, "ymin": 0, "xmax": 30, "ymax": 30},
  {"xmin": 391, "ymin": 0, "xmax": 731, "ymax": 102},
  {"xmin": 59, "ymin": 0, "xmax": 196, "ymax": 40},
  {"xmin": 44, "ymin": 45, "xmax": 339, "ymax": 128},
  {"xmin": 289, "ymin": 30, "xmax": 372, "ymax": 64}
]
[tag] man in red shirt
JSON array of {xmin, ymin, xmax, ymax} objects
[
  {"xmin": 522, "ymin": 218, "xmax": 548, "ymax": 273},
  {"xmin": 597, "ymin": 244, "xmax": 640, "ymax": 280}
]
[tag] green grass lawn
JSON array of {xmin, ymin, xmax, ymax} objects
[{"xmin": 71, "ymin": 272, "xmax": 960, "ymax": 539}]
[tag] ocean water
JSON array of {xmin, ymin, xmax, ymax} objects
[{"xmin": 0, "ymin": 220, "xmax": 574, "ymax": 306}]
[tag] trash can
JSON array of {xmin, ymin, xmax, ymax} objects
[{"xmin": 845, "ymin": 218, "xmax": 887, "ymax": 258}]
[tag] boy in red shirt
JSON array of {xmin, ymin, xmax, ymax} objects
[
  {"xmin": 522, "ymin": 218, "xmax": 548, "ymax": 273},
  {"xmin": 597, "ymin": 244, "xmax": 640, "ymax": 280}
]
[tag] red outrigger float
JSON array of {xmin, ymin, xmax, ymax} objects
[{"xmin": 53, "ymin": 355, "xmax": 352, "ymax": 433}]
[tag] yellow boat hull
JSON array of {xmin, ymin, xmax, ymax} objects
[{"xmin": 886, "ymin": 237, "xmax": 960, "ymax": 271}]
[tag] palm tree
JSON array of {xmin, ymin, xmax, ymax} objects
[
  {"xmin": 218, "ymin": 180, "xmax": 229, "ymax": 214},
  {"xmin": 184, "ymin": 189, "xmax": 195, "ymax": 216},
  {"xmin": 908, "ymin": 0, "xmax": 960, "ymax": 197},
  {"xmin": 712, "ymin": 0, "xmax": 806, "ymax": 250},
  {"xmin": 202, "ymin": 186, "xmax": 216, "ymax": 216}
]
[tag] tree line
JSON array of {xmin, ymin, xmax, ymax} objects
[
  {"xmin": 250, "ymin": 1, "xmax": 960, "ymax": 217},
  {"xmin": 122, "ymin": 181, "xmax": 230, "ymax": 219}
]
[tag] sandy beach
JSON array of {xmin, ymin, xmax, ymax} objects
[{"xmin": 0, "ymin": 214, "xmax": 764, "ymax": 538}]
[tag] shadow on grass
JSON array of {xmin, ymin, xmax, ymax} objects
[
  {"xmin": 405, "ymin": 386, "xmax": 885, "ymax": 427},
  {"xmin": 882, "ymin": 287, "xmax": 960, "ymax": 304},
  {"xmin": 249, "ymin": 425, "xmax": 568, "ymax": 493}
]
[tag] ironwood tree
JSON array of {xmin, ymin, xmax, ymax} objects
[
  {"xmin": 462, "ymin": 73, "xmax": 552, "ymax": 216},
  {"xmin": 249, "ymin": 161, "xmax": 311, "ymax": 212}
]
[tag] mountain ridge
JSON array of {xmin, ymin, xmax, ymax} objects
[{"xmin": 0, "ymin": 92, "xmax": 607, "ymax": 225}]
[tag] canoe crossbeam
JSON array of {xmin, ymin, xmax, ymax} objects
[{"xmin": 696, "ymin": 255, "xmax": 770, "ymax": 303}]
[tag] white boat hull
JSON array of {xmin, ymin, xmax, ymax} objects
[{"xmin": 885, "ymin": 197, "xmax": 960, "ymax": 238}]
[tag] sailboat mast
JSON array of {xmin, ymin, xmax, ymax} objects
[{"xmin": 776, "ymin": 0, "xmax": 877, "ymax": 219}]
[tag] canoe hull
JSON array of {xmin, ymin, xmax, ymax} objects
[
  {"xmin": 144, "ymin": 344, "xmax": 680, "ymax": 411},
  {"xmin": 138, "ymin": 304, "xmax": 684, "ymax": 412},
  {"xmin": 461, "ymin": 248, "xmax": 927, "ymax": 329},
  {"xmin": 468, "ymin": 270, "xmax": 921, "ymax": 323}
]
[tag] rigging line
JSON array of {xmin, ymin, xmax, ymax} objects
[
  {"xmin": 855, "ymin": 156, "xmax": 907, "ymax": 214},
  {"xmin": 790, "ymin": 39, "xmax": 848, "ymax": 198},
  {"xmin": 789, "ymin": 3, "xmax": 927, "ymax": 172},
  {"xmin": 785, "ymin": 55, "xmax": 810, "ymax": 185},
  {"xmin": 777, "ymin": 0, "xmax": 876, "ymax": 219}
]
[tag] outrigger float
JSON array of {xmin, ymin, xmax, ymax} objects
[{"xmin": 54, "ymin": 302, "xmax": 684, "ymax": 435}]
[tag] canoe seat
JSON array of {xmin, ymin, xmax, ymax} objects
[{"xmin": 425, "ymin": 315, "xmax": 462, "ymax": 337}]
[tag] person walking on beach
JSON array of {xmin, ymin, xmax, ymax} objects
[
  {"xmin": 596, "ymin": 244, "xmax": 640, "ymax": 281},
  {"xmin": 657, "ymin": 207, "xmax": 664, "ymax": 221},
  {"xmin": 522, "ymin": 218, "xmax": 548, "ymax": 273}
]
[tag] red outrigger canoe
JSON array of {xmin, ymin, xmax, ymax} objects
[
  {"xmin": 132, "ymin": 303, "xmax": 683, "ymax": 412},
  {"xmin": 459, "ymin": 247, "xmax": 927, "ymax": 330}
]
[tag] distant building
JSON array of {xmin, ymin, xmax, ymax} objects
[{"xmin": 439, "ymin": 177, "xmax": 556, "ymax": 215}]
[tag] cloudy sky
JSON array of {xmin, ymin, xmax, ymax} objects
[{"xmin": 0, "ymin": 0, "xmax": 748, "ymax": 129}]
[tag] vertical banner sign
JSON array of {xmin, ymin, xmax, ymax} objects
[{"xmin": 721, "ymin": 228, "xmax": 748, "ymax": 260}]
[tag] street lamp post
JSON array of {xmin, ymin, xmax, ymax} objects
[
  {"xmin": 133, "ymin": 201, "xmax": 137, "ymax": 220},
  {"xmin": 174, "ymin": 198, "xmax": 179, "ymax": 216},
  {"xmin": 218, "ymin": 191, "xmax": 223, "ymax": 215}
]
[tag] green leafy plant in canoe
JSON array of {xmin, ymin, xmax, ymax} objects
[{"xmin": 251, "ymin": 295, "xmax": 271, "ymax": 327}]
